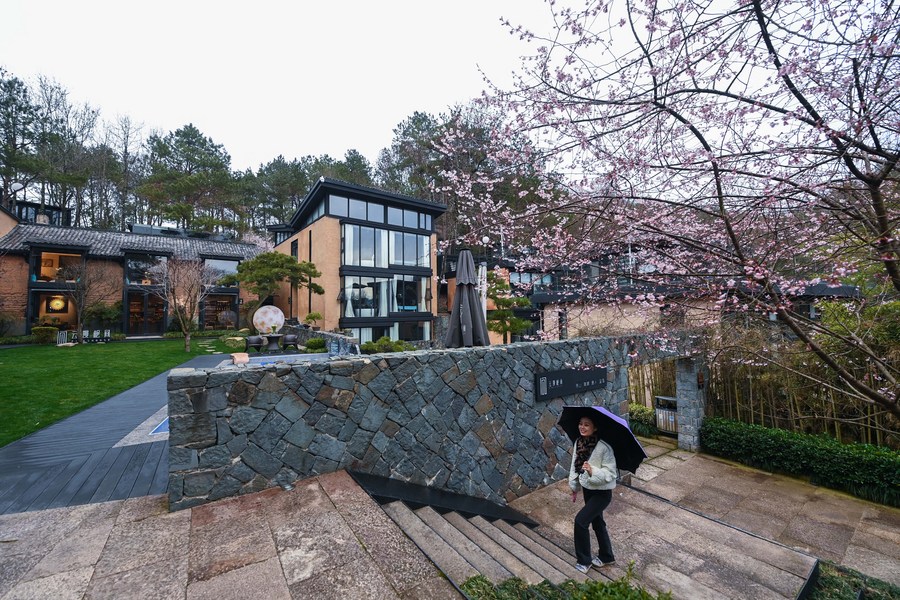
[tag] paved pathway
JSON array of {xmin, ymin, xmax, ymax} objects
[
  {"xmin": 1, "ymin": 440, "xmax": 898, "ymax": 598},
  {"xmin": 0, "ymin": 353, "xmax": 227, "ymax": 515}
]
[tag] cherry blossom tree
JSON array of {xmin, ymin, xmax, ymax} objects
[
  {"xmin": 148, "ymin": 258, "xmax": 221, "ymax": 352},
  {"xmin": 439, "ymin": 0, "xmax": 899, "ymax": 418}
]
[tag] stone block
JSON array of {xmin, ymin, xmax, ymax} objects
[
  {"xmin": 216, "ymin": 417, "xmax": 234, "ymax": 445},
  {"xmin": 242, "ymin": 443, "xmax": 283, "ymax": 478},
  {"xmin": 168, "ymin": 368, "xmax": 207, "ymax": 390},
  {"xmin": 207, "ymin": 370, "xmax": 241, "ymax": 388},
  {"xmin": 368, "ymin": 369, "xmax": 398, "ymax": 400},
  {"xmin": 346, "ymin": 429, "xmax": 374, "ymax": 458},
  {"xmin": 227, "ymin": 434, "xmax": 248, "ymax": 456},
  {"xmin": 250, "ymin": 411, "xmax": 293, "ymax": 452},
  {"xmin": 359, "ymin": 401, "xmax": 388, "ymax": 432},
  {"xmin": 183, "ymin": 471, "xmax": 217, "ymax": 496},
  {"xmin": 315, "ymin": 411, "xmax": 345, "ymax": 437},
  {"xmin": 168, "ymin": 389, "xmax": 193, "ymax": 416},
  {"xmin": 169, "ymin": 447, "xmax": 198, "ymax": 471},
  {"xmin": 273, "ymin": 393, "xmax": 309, "ymax": 422},
  {"xmin": 280, "ymin": 444, "xmax": 314, "ymax": 475},
  {"xmin": 251, "ymin": 390, "xmax": 282, "ymax": 410},
  {"xmin": 207, "ymin": 475, "xmax": 243, "ymax": 502},
  {"xmin": 309, "ymin": 434, "xmax": 347, "ymax": 462},
  {"xmin": 225, "ymin": 461, "xmax": 257, "ymax": 483},
  {"xmin": 199, "ymin": 445, "xmax": 232, "ymax": 468},
  {"xmin": 283, "ymin": 419, "xmax": 316, "ymax": 448},
  {"xmin": 228, "ymin": 379, "xmax": 258, "ymax": 405},
  {"xmin": 230, "ymin": 406, "xmax": 268, "ymax": 434},
  {"xmin": 169, "ymin": 413, "xmax": 217, "ymax": 449}
]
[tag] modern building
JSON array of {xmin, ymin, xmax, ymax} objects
[
  {"xmin": 270, "ymin": 178, "xmax": 446, "ymax": 343},
  {"xmin": 0, "ymin": 212, "xmax": 260, "ymax": 337}
]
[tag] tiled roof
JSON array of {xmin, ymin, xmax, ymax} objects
[{"xmin": 0, "ymin": 224, "xmax": 262, "ymax": 260}]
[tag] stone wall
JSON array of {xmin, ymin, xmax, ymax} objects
[
  {"xmin": 167, "ymin": 337, "xmax": 647, "ymax": 511},
  {"xmin": 675, "ymin": 357, "xmax": 709, "ymax": 452}
]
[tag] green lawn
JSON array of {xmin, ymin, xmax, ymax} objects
[{"xmin": 0, "ymin": 338, "xmax": 232, "ymax": 447}]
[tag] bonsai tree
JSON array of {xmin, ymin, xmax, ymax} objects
[
  {"xmin": 220, "ymin": 252, "xmax": 324, "ymax": 313},
  {"xmin": 486, "ymin": 270, "xmax": 533, "ymax": 344},
  {"xmin": 304, "ymin": 311, "xmax": 323, "ymax": 328}
]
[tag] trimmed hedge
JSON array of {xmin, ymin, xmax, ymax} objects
[
  {"xmin": 629, "ymin": 403, "xmax": 658, "ymax": 437},
  {"xmin": 700, "ymin": 417, "xmax": 900, "ymax": 507},
  {"xmin": 31, "ymin": 326, "xmax": 59, "ymax": 345}
]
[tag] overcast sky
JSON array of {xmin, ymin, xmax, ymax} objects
[{"xmin": 1, "ymin": 0, "xmax": 549, "ymax": 172}]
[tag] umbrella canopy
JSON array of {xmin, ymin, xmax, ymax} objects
[
  {"xmin": 557, "ymin": 405, "xmax": 648, "ymax": 474},
  {"xmin": 444, "ymin": 249, "xmax": 490, "ymax": 348}
]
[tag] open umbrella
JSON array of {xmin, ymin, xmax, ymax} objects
[
  {"xmin": 444, "ymin": 248, "xmax": 490, "ymax": 348},
  {"xmin": 557, "ymin": 405, "xmax": 647, "ymax": 474}
]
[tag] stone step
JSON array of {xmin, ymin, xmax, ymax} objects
[
  {"xmin": 442, "ymin": 511, "xmax": 545, "ymax": 585},
  {"xmin": 466, "ymin": 515, "xmax": 570, "ymax": 585},
  {"xmin": 496, "ymin": 520, "xmax": 607, "ymax": 584},
  {"xmin": 529, "ymin": 523, "xmax": 633, "ymax": 583},
  {"xmin": 414, "ymin": 506, "xmax": 513, "ymax": 583},
  {"xmin": 381, "ymin": 501, "xmax": 478, "ymax": 585}
]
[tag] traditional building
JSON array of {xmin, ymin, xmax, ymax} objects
[
  {"xmin": 270, "ymin": 178, "xmax": 446, "ymax": 343},
  {"xmin": 0, "ymin": 215, "xmax": 260, "ymax": 337}
]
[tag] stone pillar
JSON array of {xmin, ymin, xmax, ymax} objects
[{"xmin": 675, "ymin": 356, "xmax": 708, "ymax": 452}]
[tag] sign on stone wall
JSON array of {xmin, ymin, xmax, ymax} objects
[{"xmin": 535, "ymin": 366, "xmax": 608, "ymax": 401}]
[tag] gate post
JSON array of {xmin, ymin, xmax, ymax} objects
[{"xmin": 675, "ymin": 357, "xmax": 708, "ymax": 452}]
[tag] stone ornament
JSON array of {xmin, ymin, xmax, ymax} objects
[{"xmin": 252, "ymin": 305, "xmax": 285, "ymax": 334}]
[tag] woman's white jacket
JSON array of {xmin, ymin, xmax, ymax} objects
[{"xmin": 568, "ymin": 439, "xmax": 618, "ymax": 491}]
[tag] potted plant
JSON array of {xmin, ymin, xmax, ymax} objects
[{"xmin": 304, "ymin": 312, "xmax": 323, "ymax": 330}]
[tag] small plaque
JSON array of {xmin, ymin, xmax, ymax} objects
[{"xmin": 535, "ymin": 366, "xmax": 608, "ymax": 401}]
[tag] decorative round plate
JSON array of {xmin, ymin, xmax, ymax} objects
[{"xmin": 252, "ymin": 305, "xmax": 285, "ymax": 333}]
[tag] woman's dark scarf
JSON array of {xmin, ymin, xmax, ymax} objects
[{"xmin": 575, "ymin": 434, "xmax": 599, "ymax": 474}]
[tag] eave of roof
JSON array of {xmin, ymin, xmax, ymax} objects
[
  {"xmin": 0, "ymin": 223, "xmax": 261, "ymax": 261},
  {"xmin": 288, "ymin": 177, "xmax": 447, "ymax": 230}
]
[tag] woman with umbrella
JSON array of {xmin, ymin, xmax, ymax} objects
[{"xmin": 567, "ymin": 412, "xmax": 617, "ymax": 573}]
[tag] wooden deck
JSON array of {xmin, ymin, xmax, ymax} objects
[
  {"xmin": 0, "ymin": 353, "xmax": 224, "ymax": 516},
  {"xmin": 0, "ymin": 442, "xmax": 168, "ymax": 514}
]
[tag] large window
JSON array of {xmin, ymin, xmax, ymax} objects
[
  {"xmin": 329, "ymin": 195, "xmax": 385, "ymax": 224},
  {"xmin": 206, "ymin": 258, "xmax": 239, "ymax": 284},
  {"xmin": 346, "ymin": 322, "xmax": 430, "ymax": 343},
  {"xmin": 387, "ymin": 230, "xmax": 430, "ymax": 267},
  {"xmin": 392, "ymin": 275, "xmax": 431, "ymax": 312},
  {"xmin": 341, "ymin": 275, "xmax": 431, "ymax": 316},
  {"xmin": 34, "ymin": 251, "xmax": 83, "ymax": 282},
  {"xmin": 343, "ymin": 225, "xmax": 388, "ymax": 268},
  {"xmin": 126, "ymin": 255, "xmax": 167, "ymax": 285},
  {"xmin": 342, "ymin": 276, "xmax": 392, "ymax": 318}
]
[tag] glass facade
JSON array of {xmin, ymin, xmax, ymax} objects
[
  {"xmin": 342, "ymin": 224, "xmax": 429, "ymax": 268},
  {"xmin": 205, "ymin": 258, "xmax": 239, "ymax": 283},
  {"xmin": 125, "ymin": 255, "xmax": 167, "ymax": 285},
  {"xmin": 340, "ymin": 275, "xmax": 431, "ymax": 317}
]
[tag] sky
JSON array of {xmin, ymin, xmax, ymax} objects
[{"xmin": 0, "ymin": 0, "xmax": 550, "ymax": 172}]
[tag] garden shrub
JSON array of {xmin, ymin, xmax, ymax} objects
[
  {"xmin": 360, "ymin": 336, "xmax": 415, "ymax": 354},
  {"xmin": 0, "ymin": 311, "xmax": 17, "ymax": 337},
  {"xmin": 305, "ymin": 337, "xmax": 326, "ymax": 350},
  {"xmin": 700, "ymin": 417, "xmax": 900, "ymax": 507},
  {"xmin": 0, "ymin": 335, "xmax": 34, "ymax": 345},
  {"xmin": 31, "ymin": 326, "xmax": 59, "ymax": 345},
  {"xmin": 629, "ymin": 403, "xmax": 657, "ymax": 437}
]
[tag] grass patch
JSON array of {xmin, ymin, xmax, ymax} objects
[
  {"xmin": 461, "ymin": 560, "xmax": 900, "ymax": 600},
  {"xmin": 810, "ymin": 561, "xmax": 900, "ymax": 600},
  {"xmin": 0, "ymin": 339, "xmax": 231, "ymax": 447}
]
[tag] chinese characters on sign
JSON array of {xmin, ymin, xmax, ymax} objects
[{"xmin": 535, "ymin": 366, "xmax": 608, "ymax": 401}]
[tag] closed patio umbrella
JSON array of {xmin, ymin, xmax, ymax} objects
[{"xmin": 444, "ymin": 249, "xmax": 490, "ymax": 348}]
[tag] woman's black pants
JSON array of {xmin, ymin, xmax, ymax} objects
[{"xmin": 574, "ymin": 487, "xmax": 615, "ymax": 565}]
